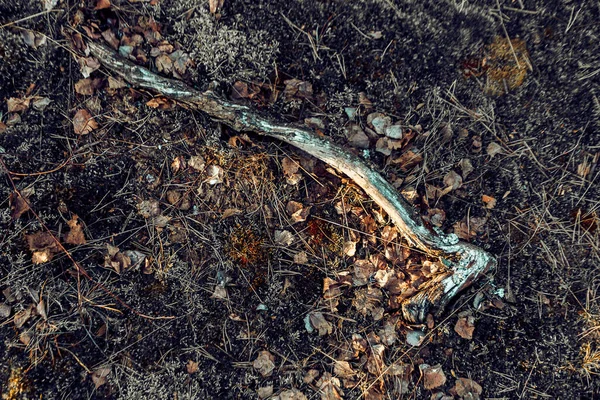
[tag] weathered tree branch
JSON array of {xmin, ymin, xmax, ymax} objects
[{"xmin": 86, "ymin": 41, "xmax": 496, "ymax": 324}]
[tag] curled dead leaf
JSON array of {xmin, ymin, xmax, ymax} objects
[
  {"xmin": 253, "ymin": 350, "xmax": 275, "ymax": 377},
  {"xmin": 420, "ymin": 364, "xmax": 447, "ymax": 390},
  {"xmin": 26, "ymin": 232, "xmax": 59, "ymax": 264},
  {"xmin": 104, "ymin": 244, "xmax": 132, "ymax": 274},
  {"xmin": 7, "ymin": 97, "xmax": 30, "ymax": 113},
  {"xmin": 9, "ymin": 191, "xmax": 30, "ymax": 220},
  {"xmin": 64, "ymin": 215, "xmax": 86, "ymax": 245},
  {"xmin": 454, "ymin": 315, "xmax": 475, "ymax": 339},
  {"xmin": 73, "ymin": 109, "xmax": 98, "ymax": 135}
]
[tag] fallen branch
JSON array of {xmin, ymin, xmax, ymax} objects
[{"xmin": 86, "ymin": 41, "xmax": 496, "ymax": 323}]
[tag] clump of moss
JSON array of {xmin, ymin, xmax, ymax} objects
[
  {"xmin": 226, "ymin": 224, "xmax": 267, "ymax": 268},
  {"xmin": 165, "ymin": 2, "xmax": 278, "ymax": 82},
  {"xmin": 484, "ymin": 36, "xmax": 530, "ymax": 96}
]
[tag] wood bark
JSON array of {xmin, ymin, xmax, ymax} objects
[{"xmin": 85, "ymin": 41, "xmax": 496, "ymax": 323}]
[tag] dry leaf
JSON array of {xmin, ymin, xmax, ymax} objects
[
  {"xmin": 486, "ymin": 142, "xmax": 503, "ymax": 158},
  {"xmin": 7, "ymin": 97, "xmax": 30, "ymax": 113},
  {"xmin": 64, "ymin": 215, "xmax": 86, "ymax": 245},
  {"xmin": 222, "ymin": 208, "xmax": 242, "ymax": 219},
  {"xmin": 146, "ymin": 97, "xmax": 171, "ymax": 109},
  {"xmin": 443, "ymin": 170, "xmax": 463, "ymax": 191},
  {"xmin": 316, "ymin": 372, "xmax": 343, "ymax": 400},
  {"xmin": 453, "ymin": 216, "xmax": 488, "ymax": 240},
  {"xmin": 108, "ymin": 76, "xmax": 127, "ymax": 89},
  {"xmin": 91, "ymin": 367, "xmax": 111, "ymax": 389},
  {"xmin": 26, "ymin": 231, "xmax": 59, "ymax": 264},
  {"xmin": 0, "ymin": 303, "xmax": 11, "ymax": 318},
  {"xmin": 334, "ymin": 361, "xmax": 356, "ymax": 379},
  {"xmin": 156, "ymin": 54, "xmax": 173, "ymax": 74},
  {"xmin": 482, "ymin": 194, "xmax": 497, "ymax": 209},
  {"xmin": 454, "ymin": 315, "xmax": 475, "ymax": 339},
  {"xmin": 257, "ymin": 386, "xmax": 273, "ymax": 399},
  {"xmin": 459, "ymin": 158, "xmax": 473, "ymax": 179},
  {"xmin": 209, "ymin": 0, "xmax": 225, "ymax": 14},
  {"xmin": 13, "ymin": 306, "xmax": 32, "ymax": 329},
  {"xmin": 287, "ymin": 201, "xmax": 310, "ymax": 223},
  {"xmin": 73, "ymin": 109, "xmax": 98, "ymax": 135},
  {"xmin": 205, "ymin": 165, "xmax": 224, "ymax": 185},
  {"xmin": 74, "ymin": 78, "xmax": 94, "ymax": 95},
  {"xmin": 391, "ymin": 150, "xmax": 423, "ymax": 171},
  {"xmin": 277, "ymin": 389, "xmax": 308, "ymax": 400},
  {"xmin": 274, "ymin": 230, "xmax": 294, "ymax": 246},
  {"xmin": 308, "ymin": 312, "xmax": 333, "ymax": 336},
  {"xmin": 188, "ymin": 155, "xmax": 206, "ymax": 171},
  {"xmin": 95, "ymin": 0, "xmax": 111, "ymax": 9},
  {"xmin": 9, "ymin": 191, "xmax": 30, "ymax": 220},
  {"xmin": 104, "ymin": 244, "xmax": 132, "ymax": 274},
  {"xmin": 294, "ymin": 251, "xmax": 308, "ymax": 264},
  {"xmin": 366, "ymin": 344, "xmax": 386, "ymax": 375},
  {"xmin": 452, "ymin": 377, "xmax": 482, "ymax": 399},
  {"xmin": 283, "ymin": 79, "xmax": 313, "ymax": 100},
  {"xmin": 253, "ymin": 350, "xmax": 275, "ymax": 377},
  {"xmin": 32, "ymin": 97, "xmax": 51, "ymax": 111},
  {"xmin": 420, "ymin": 364, "xmax": 447, "ymax": 390},
  {"xmin": 101, "ymin": 29, "xmax": 119, "ymax": 50},
  {"xmin": 137, "ymin": 199, "xmax": 161, "ymax": 218},
  {"xmin": 44, "ymin": 0, "xmax": 58, "ymax": 11},
  {"xmin": 186, "ymin": 360, "xmax": 199, "ymax": 374}
]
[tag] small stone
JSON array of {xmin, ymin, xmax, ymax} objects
[{"xmin": 406, "ymin": 330, "xmax": 425, "ymax": 347}]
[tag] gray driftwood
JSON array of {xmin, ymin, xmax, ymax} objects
[{"xmin": 86, "ymin": 41, "xmax": 496, "ymax": 324}]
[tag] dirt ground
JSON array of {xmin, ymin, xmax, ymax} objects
[{"xmin": 1, "ymin": 0, "xmax": 599, "ymax": 399}]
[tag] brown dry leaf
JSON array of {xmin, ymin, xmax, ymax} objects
[
  {"xmin": 366, "ymin": 344, "xmax": 386, "ymax": 375},
  {"xmin": 420, "ymin": 364, "xmax": 447, "ymax": 390},
  {"xmin": 146, "ymin": 97, "xmax": 171, "ymax": 109},
  {"xmin": 276, "ymin": 389, "xmax": 308, "ymax": 400},
  {"xmin": 73, "ymin": 109, "xmax": 98, "ymax": 135},
  {"xmin": 95, "ymin": 0, "xmax": 111, "ymax": 9},
  {"xmin": 443, "ymin": 170, "xmax": 463, "ymax": 191},
  {"xmin": 104, "ymin": 244, "xmax": 132, "ymax": 274},
  {"xmin": 425, "ymin": 208, "xmax": 446, "ymax": 227},
  {"xmin": 156, "ymin": 54, "xmax": 173, "ymax": 74},
  {"xmin": 13, "ymin": 306, "xmax": 32, "ymax": 329},
  {"xmin": 391, "ymin": 150, "xmax": 423, "ymax": 171},
  {"xmin": 9, "ymin": 191, "xmax": 30, "ymax": 220},
  {"xmin": 108, "ymin": 76, "xmax": 127, "ymax": 89},
  {"xmin": 486, "ymin": 142, "xmax": 503, "ymax": 158},
  {"xmin": 26, "ymin": 232, "xmax": 59, "ymax": 264},
  {"xmin": 74, "ymin": 78, "xmax": 94, "ymax": 95},
  {"xmin": 0, "ymin": 303, "xmax": 11, "ymax": 318},
  {"xmin": 101, "ymin": 29, "xmax": 119, "ymax": 50},
  {"xmin": 253, "ymin": 350, "xmax": 275, "ymax": 377},
  {"xmin": 274, "ymin": 230, "xmax": 294, "ymax": 246},
  {"xmin": 283, "ymin": 79, "xmax": 313, "ymax": 100},
  {"xmin": 0, "ymin": 121, "xmax": 7, "ymax": 133},
  {"xmin": 353, "ymin": 259, "xmax": 375, "ymax": 286},
  {"xmin": 91, "ymin": 367, "xmax": 111, "ymax": 389},
  {"xmin": 64, "ymin": 215, "xmax": 86, "ymax": 245},
  {"xmin": 459, "ymin": 158, "xmax": 474, "ymax": 179},
  {"xmin": 316, "ymin": 372, "xmax": 343, "ymax": 400},
  {"xmin": 453, "ymin": 217, "xmax": 488, "ymax": 240},
  {"xmin": 308, "ymin": 312, "xmax": 333, "ymax": 336},
  {"xmin": 452, "ymin": 377, "xmax": 482, "ymax": 399},
  {"xmin": 137, "ymin": 199, "xmax": 161, "ymax": 218},
  {"xmin": 334, "ymin": 361, "xmax": 356, "ymax": 379},
  {"xmin": 221, "ymin": 208, "xmax": 242, "ymax": 219},
  {"xmin": 186, "ymin": 360, "xmax": 199, "ymax": 374},
  {"xmin": 209, "ymin": 0, "xmax": 225, "ymax": 14},
  {"xmin": 454, "ymin": 315, "xmax": 475, "ymax": 339},
  {"xmin": 482, "ymin": 194, "xmax": 496, "ymax": 209},
  {"xmin": 286, "ymin": 201, "xmax": 310, "ymax": 224},
  {"xmin": 7, "ymin": 97, "xmax": 30, "ymax": 113}
]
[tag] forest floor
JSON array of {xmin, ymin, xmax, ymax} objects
[{"xmin": 0, "ymin": 0, "xmax": 599, "ymax": 399}]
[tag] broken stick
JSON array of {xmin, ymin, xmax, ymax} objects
[{"xmin": 86, "ymin": 41, "xmax": 496, "ymax": 324}]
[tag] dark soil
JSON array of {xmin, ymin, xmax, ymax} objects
[{"xmin": 1, "ymin": 0, "xmax": 599, "ymax": 399}]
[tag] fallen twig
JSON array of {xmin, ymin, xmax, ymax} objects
[{"xmin": 85, "ymin": 41, "xmax": 496, "ymax": 323}]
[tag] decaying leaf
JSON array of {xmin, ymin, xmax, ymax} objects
[
  {"xmin": 459, "ymin": 158, "xmax": 474, "ymax": 179},
  {"xmin": 253, "ymin": 350, "xmax": 276, "ymax": 377},
  {"xmin": 307, "ymin": 312, "xmax": 333, "ymax": 336},
  {"xmin": 366, "ymin": 344, "xmax": 386, "ymax": 375},
  {"xmin": 282, "ymin": 157, "xmax": 302, "ymax": 184},
  {"xmin": 334, "ymin": 361, "xmax": 356, "ymax": 379},
  {"xmin": 452, "ymin": 377, "xmax": 483, "ymax": 400},
  {"xmin": 73, "ymin": 109, "xmax": 98, "ymax": 135},
  {"xmin": 454, "ymin": 315, "xmax": 475, "ymax": 340},
  {"xmin": 287, "ymin": 201, "xmax": 311, "ymax": 223},
  {"xmin": 13, "ymin": 306, "xmax": 32, "ymax": 329},
  {"xmin": 209, "ymin": 0, "xmax": 225, "ymax": 14},
  {"xmin": 283, "ymin": 79, "xmax": 313, "ymax": 100},
  {"xmin": 9, "ymin": 191, "xmax": 31, "ymax": 220},
  {"xmin": 482, "ymin": 194, "xmax": 496, "ymax": 209},
  {"xmin": 257, "ymin": 386, "xmax": 273, "ymax": 399},
  {"xmin": 7, "ymin": 97, "xmax": 30, "ymax": 113},
  {"xmin": 274, "ymin": 230, "xmax": 294, "ymax": 246},
  {"xmin": 453, "ymin": 217, "xmax": 488, "ymax": 240},
  {"xmin": 294, "ymin": 251, "xmax": 308, "ymax": 264},
  {"xmin": 137, "ymin": 199, "xmax": 161, "ymax": 218},
  {"xmin": 95, "ymin": 0, "xmax": 111, "ymax": 10},
  {"xmin": 186, "ymin": 360, "xmax": 199, "ymax": 374},
  {"xmin": 420, "ymin": 364, "xmax": 447, "ymax": 390},
  {"xmin": 205, "ymin": 165, "xmax": 224, "ymax": 185},
  {"xmin": 486, "ymin": 142, "xmax": 503, "ymax": 158},
  {"xmin": 74, "ymin": 78, "xmax": 94, "ymax": 95},
  {"xmin": 391, "ymin": 150, "xmax": 423, "ymax": 171},
  {"xmin": 64, "ymin": 215, "xmax": 86, "ymax": 245},
  {"xmin": 316, "ymin": 372, "xmax": 343, "ymax": 400},
  {"xmin": 26, "ymin": 231, "xmax": 59, "ymax": 264},
  {"xmin": 104, "ymin": 244, "xmax": 132, "ymax": 274},
  {"xmin": 274, "ymin": 389, "xmax": 308, "ymax": 400},
  {"xmin": 91, "ymin": 367, "xmax": 111, "ymax": 389}
]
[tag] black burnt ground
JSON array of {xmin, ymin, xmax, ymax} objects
[{"xmin": 0, "ymin": 0, "xmax": 599, "ymax": 399}]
